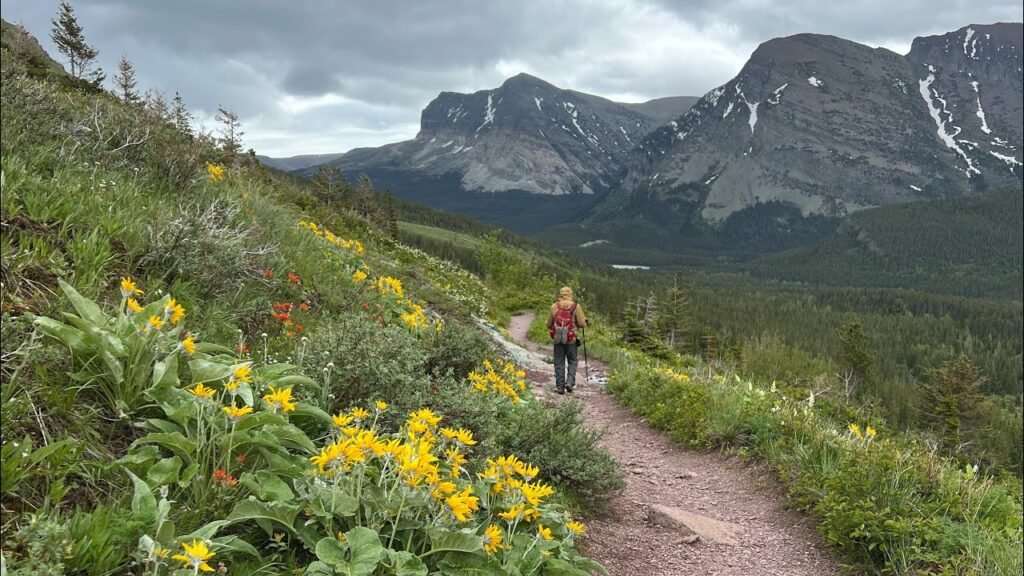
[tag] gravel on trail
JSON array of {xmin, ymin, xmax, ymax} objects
[{"xmin": 506, "ymin": 313, "xmax": 842, "ymax": 576}]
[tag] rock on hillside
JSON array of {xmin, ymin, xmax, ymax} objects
[{"xmin": 591, "ymin": 23, "xmax": 1023, "ymax": 226}]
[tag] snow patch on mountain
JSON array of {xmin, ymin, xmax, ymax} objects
[
  {"xmin": 767, "ymin": 83, "xmax": 789, "ymax": 105},
  {"xmin": 808, "ymin": 76, "xmax": 824, "ymax": 87},
  {"xmin": 477, "ymin": 93, "xmax": 495, "ymax": 132},
  {"xmin": 918, "ymin": 72, "xmax": 979, "ymax": 175},
  {"xmin": 723, "ymin": 101, "xmax": 735, "ymax": 118},
  {"xmin": 579, "ymin": 239, "xmax": 609, "ymax": 248},
  {"xmin": 969, "ymin": 80, "xmax": 992, "ymax": 134},
  {"xmin": 534, "ymin": 97, "xmax": 543, "ymax": 112}
]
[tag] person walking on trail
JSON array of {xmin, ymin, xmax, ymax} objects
[{"xmin": 547, "ymin": 286, "xmax": 587, "ymax": 395}]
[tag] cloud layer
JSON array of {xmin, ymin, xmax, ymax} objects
[{"xmin": 3, "ymin": 0, "xmax": 1020, "ymax": 156}]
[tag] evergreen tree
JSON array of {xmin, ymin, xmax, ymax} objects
[
  {"xmin": 171, "ymin": 92, "xmax": 193, "ymax": 135},
  {"xmin": 313, "ymin": 164, "xmax": 344, "ymax": 205},
  {"xmin": 144, "ymin": 89, "xmax": 169, "ymax": 121},
  {"xmin": 700, "ymin": 326, "xmax": 719, "ymax": 363},
  {"xmin": 837, "ymin": 321, "xmax": 874, "ymax": 398},
  {"xmin": 215, "ymin": 105, "xmax": 243, "ymax": 156},
  {"xmin": 383, "ymin": 192, "xmax": 399, "ymax": 240},
  {"xmin": 658, "ymin": 275, "xmax": 693, "ymax": 350},
  {"xmin": 922, "ymin": 355, "xmax": 986, "ymax": 454},
  {"xmin": 50, "ymin": 0, "xmax": 103, "ymax": 86},
  {"xmin": 113, "ymin": 55, "xmax": 139, "ymax": 103}
]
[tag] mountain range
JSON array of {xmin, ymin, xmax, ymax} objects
[{"xmin": 276, "ymin": 23, "xmax": 1023, "ymax": 248}]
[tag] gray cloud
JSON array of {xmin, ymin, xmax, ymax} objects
[{"xmin": 2, "ymin": 0, "xmax": 1019, "ymax": 156}]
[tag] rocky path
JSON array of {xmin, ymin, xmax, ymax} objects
[{"xmin": 507, "ymin": 313, "xmax": 841, "ymax": 576}]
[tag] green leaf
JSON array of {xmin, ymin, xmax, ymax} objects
[
  {"xmin": 189, "ymin": 358, "xmax": 232, "ymax": 384},
  {"xmin": 315, "ymin": 527, "xmax": 383, "ymax": 576},
  {"xmin": 263, "ymin": 424, "xmax": 316, "ymax": 454},
  {"xmin": 541, "ymin": 558, "xmax": 586, "ymax": 576},
  {"xmin": 264, "ymin": 374, "xmax": 316, "ymax": 388},
  {"xmin": 146, "ymin": 456, "xmax": 182, "ymax": 486},
  {"xmin": 194, "ymin": 342, "xmax": 236, "ymax": 355},
  {"xmin": 310, "ymin": 486, "xmax": 359, "ymax": 519},
  {"xmin": 233, "ymin": 411, "xmax": 287, "ymax": 432},
  {"xmin": 239, "ymin": 471, "xmax": 294, "ymax": 502},
  {"xmin": 132, "ymin": 432, "xmax": 196, "ymax": 463},
  {"xmin": 185, "ymin": 520, "xmax": 228, "ymax": 541},
  {"xmin": 303, "ymin": 561, "xmax": 333, "ymax": 575},
  {"xmin": 257, "ymin": 363, "xmax": 300, "ymax": 378},
  {"xmin": 152, "ymin": 352, "xmax": 180, "ymax": 387},
  {"xmin": 32, "ymin": 317, "xmax": 88, "ymax": 355},
  {"xmin": 386, "ymin": 550, "xmax": 428, "ymax": 576},
  {"xmin": 572, "ymin": 557, "xmax": 608, "ymax": 575},
  {"xmin": 58, "ymin": 279, "xmax": 106, "ymax": 326},
  {"xmin": 143, "ymin": 418, "xmax": 184, "ymax": 435},
  {"xmin": 212, "ymin": 535, "xmax": 261, "ymax": 558},
  {"xmin": 125, "ymin": 470, "xmax": 156, "ymax": 519},
  {"xmin": 425, "ymin": 527, "xmax": 484, "ymax": 556},
  {"xmin": 292, "ymin": 402, "xmax": 334, "ymax": 426},
  {"xmin": 179, "ymin": 462, "xmax": 199, "ymax": 487},
  {"xmin": 225, "ymin": 499, "xmax": 300, "ymax": 535},
  {"xmin": 116, "ymin": 444, "xmax": 161, "ymax": 467}
]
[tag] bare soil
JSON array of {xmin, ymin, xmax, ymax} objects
[{"xmin": 508, "ymin": 313, "xmax": 842, "ymax": 576}]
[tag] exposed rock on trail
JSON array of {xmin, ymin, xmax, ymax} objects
[{"xmin": 507, "ymin": 312, "xmax": 841, "ymax": 576}]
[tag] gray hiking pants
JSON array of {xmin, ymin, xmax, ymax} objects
[{"xmin": 553, "ymin": 341, "xmax": 579, "ymax": 391}]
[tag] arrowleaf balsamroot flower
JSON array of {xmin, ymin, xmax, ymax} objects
[
  {"xmin": 537, "ymin": 525, "xmax": 554, "ymax": 540},
  {"xmin": 231, "ymin": 363, "xmax": 253, "ymax": 384},
  {"xmin": 126, "ymin": 298, "xmax": 143, "ymax": 313},
  {"xmin": 182, "ymin": 335, "xmax": 197, "ymax": 355},
  {"xmin": 375, "ymin": 400, "xmax": 389, "ymax": 412},
  {"xmin": 441, "ymin": 427, "xmax": 477, "ymax": 446},
  {"xmin": 352, "ymin": 269, "xmax": 368, "ymax": 283},
  {"xmin": 206, "ymin": 162, "xmax": 224, "ymax": 182},
  {"xmin": 445, "ymin": 485, "xmax": 480, "ymax": 522},
  {"xmin": 223, "ymin": 404, "xmax": 253, "ymax": 420},
  {"xmin": 147, "ymin": 315, "xmax": 164, "ymax": 330},
  {"xmin": 263, "ymin": 386, "xmax": 297, "ymax": 413},
  {"xmin": 172, "ymin": 539, "xmax": 215, "ymax": 572},
  {"xmin": 483, "ymin": 524, "xmax": 503, "ymax": 555},
  {"xmin": 120, "ymin": 276, "xmax": 143, "ymax": 297},
  {"xmin": 567, "ymin": 521, "xmax": 587, "ymax": 536},
  {"xmin": 188, "ymin": 383, "xmax": 216, "ymax": 400},
  {"xmin": 349, "ymin": 406, "xmax": 370, "ymax": 423}
]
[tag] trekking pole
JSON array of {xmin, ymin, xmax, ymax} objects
[{"xmin": 581, "ymin": 326, "xmax": 590, "ymax": 385}]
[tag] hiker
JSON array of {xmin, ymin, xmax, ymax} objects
[{"xmin": 547, "ymin": 286, "xmax": 588, "ymax": 395}]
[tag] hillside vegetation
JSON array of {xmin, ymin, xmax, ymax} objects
[{"xmin": 0, "ymin": 35, "xmax": 620, "ymax": 575}]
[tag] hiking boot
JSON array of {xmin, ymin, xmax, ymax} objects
[
  {"xmin": 566, "ymin": 386, "xmax": 574, "ymax": 394},
  {"xmin": 555, "ymin": 387, "xmax": 565, "ymax": 395}
]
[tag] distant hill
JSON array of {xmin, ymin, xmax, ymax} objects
[
  {"xmin": 256, "ymin": 152, "xmax": 344, "ymax": 172},
  {"xmin": 746, "ymin": 187, "xmax": 1024, "ymax": 299}
]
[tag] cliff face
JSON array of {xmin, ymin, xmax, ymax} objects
[{"xmin": 591, "ymin": 24, "xmax": 1023, "ymax": 227}]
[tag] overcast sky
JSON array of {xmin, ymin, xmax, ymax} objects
[{"xmin": 3, "ymin": 1, "xmax": 1020, "ymax": 157}]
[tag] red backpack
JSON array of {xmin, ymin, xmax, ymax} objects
[{"xmin": 551, "ymin": 303, "xmax": 577, "ymax": 344}]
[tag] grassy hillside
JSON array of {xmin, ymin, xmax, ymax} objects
[
  {"xmin": 1, "ymin": 39, "xmax": 620, "ymax": 575},
  {"xmin": 750, "ymin": 188, "xmax": 1024, "ymax": 300}
]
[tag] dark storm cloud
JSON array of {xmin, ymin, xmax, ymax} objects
[{"xmin": 2, "ymin": 0, "xmax": 1019, "ymax": 155}]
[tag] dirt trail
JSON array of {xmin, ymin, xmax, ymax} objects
[{"xmin": 508, "ymin": 313, "xmax": 841, "ymax": 576}]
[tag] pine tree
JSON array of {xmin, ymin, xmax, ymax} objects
[
  {"xmin": 313, "ymin": 164, "xmax": 343, "ymax": 204},
  {"xmin": 837, "ymin": 321, "xmax": 873, "ymax": 398},
  {"xmin": 215, "ymin": 105, "xmax": 243, "ymax": 156},
  {"xmin": 113, "ymin": 55, "xmax": 139, "ymax": 103},
  {"xmin": 143, "ymin": 89, "xmax": 170, "ymax": 121},
  {"xmin": 383, "ymin": 192, "xmax": 399, "ymax": 239},
  {"xmin": 922, "ymin": 355, "xmax": 986, "ymax": 455},
  {"xmin": 700, "ymin": 326, "xmax": 719, "ymax": 363},
  {"xmin": 658, "ymin": 275, "xmax": 693, "ymax": 350},
  {"xmin": 50, "ymin": 1, "xmax": 103, "ymax": 85},
  {"xmin": 171, "ymin": 92, "xmax": 193, "ymax": 135}
]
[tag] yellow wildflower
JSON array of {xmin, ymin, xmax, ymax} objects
[
  {"xmin": 188, "ymin": 383, "xmax": 216, "ymax": 400},
  {"xmin": 498, "ymin": 504, "xmax": 524, "ymax": 522},
  {"xmin": 849, "ymin": 423, "xmax": 864, "ymax": 440},
  {"xmin": 172, "ymin": 539, "xmax": 215, "ymax": 572},
  {"xmin": 567, "ymin": 521, "xmax": 586, "ymax": 536},
  {"xmin": 168, "ymin": 302, "xmax": 186, "ymax": 324},
  {"xmin": 263, "ymin": 386, "xmax": 297, "ymax": 413},
  {"xmin": 537, "ymin": 525, "xmax": 553, "ymax": 541},
  {"xmin": 182, "ymin": 335, "xmax": 197, "ymax": 355},
  {"xmin": 232, "ymin": 363, "xmax": 253, "ymax": 383},
  {"xmin": 445, "ymin": 485, "xmax": 480, "ymax": 522},
  {"xmin": 482, "ymin": 524, "xmax": 503, "ymax": 555},
  {"xmin": 223, "ymin": 405, "xmax": 253, "ymax": 420},
  {"xmin": 206, "ymin": 162, "xmax": 224, "ymax": 182},
  {"xmin": 445, "ymin": 447, "xmax": 467, "ymax": 477},
  {"xmin": 224, "ymin": 380, "xmax": 240, "ymax": 391},
  {"xmin": 332, "ymin": 413, "xmax": 355, "ymax": 428},
  {"xmin": 374, "ymin": 276, "xmax": 404, "ymax": 297},
  {"xmin": 375, "ymin": 400, "xmax": 389, "ymax": 412},
  {"xmin": 147, "ymin": 315, "xmax": 164, "ymax": 330},
  {"xmin": 866, "ymin": 426, "xmax": 877, "ymax": 440},
  {"xmin": 521, "ymin": 481, "xmax": 555, "ymax": 507},
  {"xmin": 352, "ymin": 270, "xmax": 368, "ymax": 283},
  {"xmin": 349, "ymin": 407, "xmax": 370, "ymax": 423},
  {"xmin": 520, "ymin": 463, "xmax": 539, "ymax": 481},
  {"xmin": 120, "ymin": 276, "xmax": 143, "ymax": 297},
  {"xmin": 127, "ymin": 298, "xmax": 143, "ymax": 314}
]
